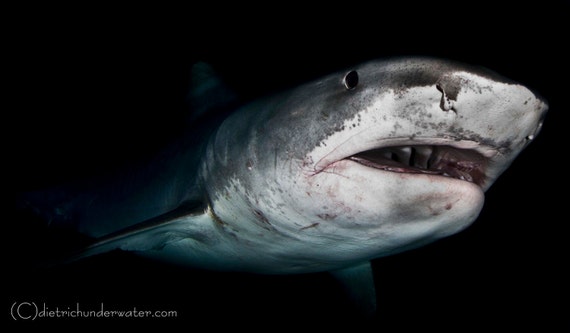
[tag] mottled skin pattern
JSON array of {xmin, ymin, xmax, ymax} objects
[{"xmin": 23, "ymin": 57, "xmax": 547, "ymax": 276}]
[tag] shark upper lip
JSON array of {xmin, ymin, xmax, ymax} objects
[{"xmin": 346, "ymin": 144, "xmax": 488, "ymax": 187}]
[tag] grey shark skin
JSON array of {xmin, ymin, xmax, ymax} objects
[{"xmin": 22, "ymin": 57, "xmax": 548, "ymax": 313}]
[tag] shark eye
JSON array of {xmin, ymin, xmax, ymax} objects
[{"xmin": 343, "ymin": 70, "xmax": 359, "ymax": 90}]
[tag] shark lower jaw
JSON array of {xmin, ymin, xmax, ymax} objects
[{"xmin": 346, "ymin": 144, "xmax": 489, "ymax": 187}]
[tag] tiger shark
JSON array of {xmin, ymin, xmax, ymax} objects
[{"xmin": 20, "ymin": 57, "xmax": 548, "ymax": 314}]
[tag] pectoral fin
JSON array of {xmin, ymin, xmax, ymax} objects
[
  {"xmin": 330, "ymin": 261, "xmax": 377, "ymax": 316},
  {"xmin": 56, "ymin": 201, "xmax": 210, "ymax": 265}
]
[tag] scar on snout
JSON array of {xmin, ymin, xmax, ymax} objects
[
  {"xmin": 445, "ymin": 203, "xmax": 453, "ymax": 210},
  {"xmin": 300, "ymin": 223, "xmax": 320, "ymax": 230}
]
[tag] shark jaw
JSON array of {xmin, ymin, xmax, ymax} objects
[
  {"xmin": 314, "ymin": 137, "xmax": 505, "ymax": 194},
  {"xmin": 348, "ymin": 145, "xmax": 487, "ymax": 187}
]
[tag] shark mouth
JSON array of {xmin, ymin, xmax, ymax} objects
[{"xmin": 347, "ymin": 145, "xmax": 488, "ymax": 187}]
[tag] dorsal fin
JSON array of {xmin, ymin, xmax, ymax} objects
[{"xmin": 187, "ymin": 62, "xmax": 238, "ymax": 122}]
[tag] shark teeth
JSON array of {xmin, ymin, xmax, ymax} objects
[{"xmin": 348, "ymin": 145, "xmax": 487, "ymax": 186}]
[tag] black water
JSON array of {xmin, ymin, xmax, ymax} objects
[{"xmin": 5, "ymin": 2, "xmax": 569, "ymax": 330}]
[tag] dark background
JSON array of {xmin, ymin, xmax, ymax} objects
[{"xmin": 5, "ymin": 2, "xmax": 569, "ymax": 330}]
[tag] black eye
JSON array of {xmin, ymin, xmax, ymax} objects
[{"xmin": 343, "ymin": 70, "xmax": 359, "ymax": 90}]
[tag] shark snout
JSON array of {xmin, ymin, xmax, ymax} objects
[
  {"xmin": 432, "ymin": 71, "xmax": 548, "ymax": 151},
  {"xmin": 526, "ymin": 97, "xmax": 548, "ymax": 139}
]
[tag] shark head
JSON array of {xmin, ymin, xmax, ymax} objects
[{"xmin": 199, "ymin": 57, "xmax": 547, "ymax": 273}]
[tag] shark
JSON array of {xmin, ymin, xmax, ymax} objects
[{"xmin": 20, "ymin": 57, "xmax": 548, "ymax": 314}]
